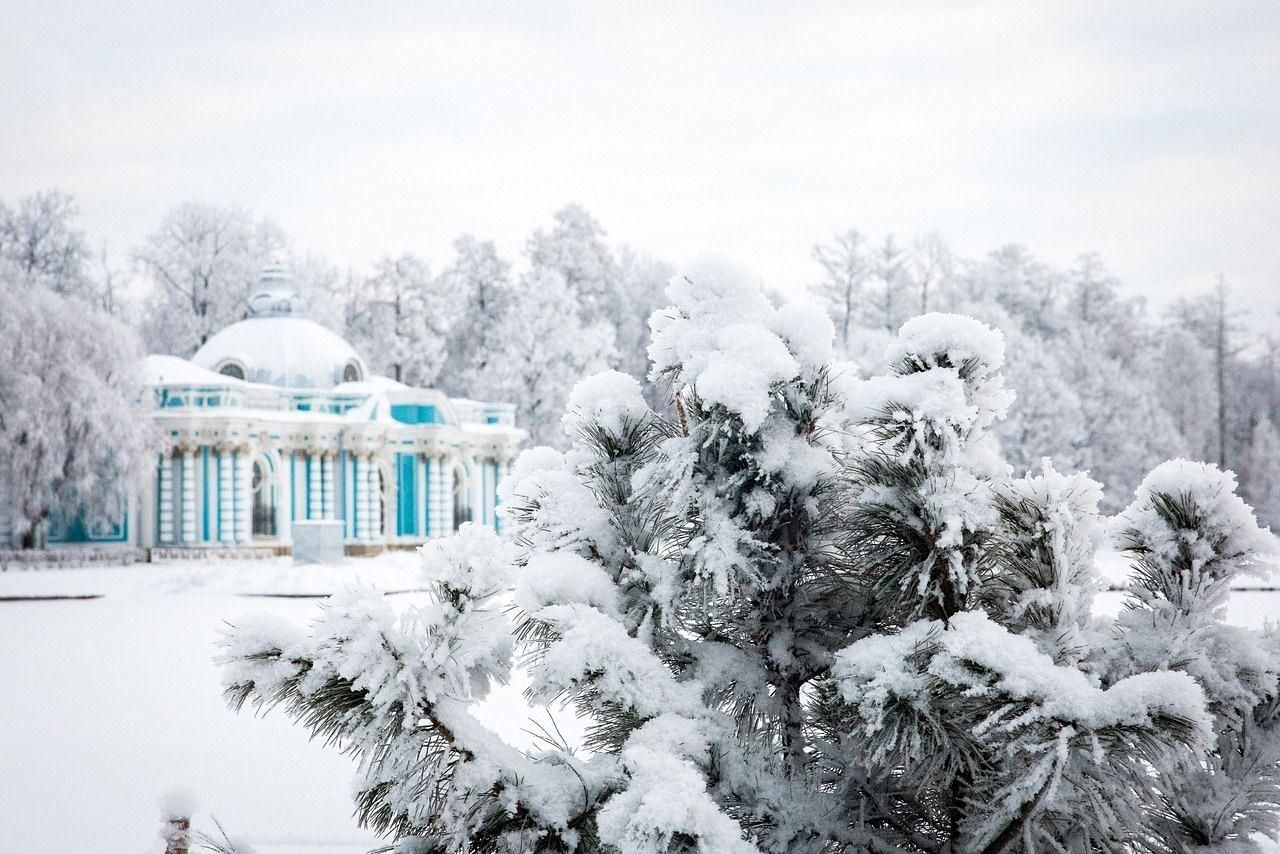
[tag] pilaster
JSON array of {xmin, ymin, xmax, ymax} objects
[
  {"xmin": 157, "ymin": 453, "xmax": 176, "ymax": 544},
  {"xmin": 180, "ymin": 449, "xmax": 197, "ymax": 544}
]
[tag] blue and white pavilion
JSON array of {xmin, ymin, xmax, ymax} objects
[{"xmin": 61, "ymin": 267, "xmax": 522, "ymax": 557}]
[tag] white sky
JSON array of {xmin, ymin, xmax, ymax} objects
[{"xmin": 3, "ymin": 1, "xmax": 1278, "ymax": 319}]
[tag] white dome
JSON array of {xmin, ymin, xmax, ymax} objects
[
  {"xmin": 192, "ymin": 312, "xmax": 367, "ymax": 390},
  {"xmin": 191, "ymin": 266, "xmax": 368, "ymax": 390},
  {"xmin": 193, "ymin": 317, "xmax": 366, "ymax": 391}
]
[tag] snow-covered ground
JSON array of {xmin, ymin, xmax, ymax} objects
[
  {"xmin": 0, "ymin": 552, "xmax": 544, "ymax": 854},
  {"xmin": 1, "ymin": 549, "xmax": 1276, "ymax": 854}
]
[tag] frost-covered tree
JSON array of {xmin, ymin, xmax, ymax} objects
[
  {"xmin": 1150, "ymin": 326, "xmax": 1217, "ymax": 463},
  {"xmin": 1243, "ymin": 418, "xmax": 1280, "ymax": 529},
  {"xmin": 615, "ymin": 248, "xmax": 674, "ymax": 404},
  {"xmin": 478, "ymin": 269, "xmax": 615, "ymax": 445},
  {"xmin": 962, "ymin": 311, "xmax": 1086, "ymax": 476},
  {"xmin": 1168, "ymin": 282, "xmax": 1247, "ymax": 471},
  {"xmin": 527, "ymin": 204, "xmax": 625, "ymax": 329},
  {"xmin": 866, "ymin": 234, "xmax": 910, "ymax": 332},
  {"xmin": 957, "ymin": 245, "xmax": 1064, "ymax": 337},
  {"xmin": 219, "ymin": 272, "xmax": 1277, "ymax": 853},
  {"xmin": 1061, "ymin": 331, "xmax": 1186, "ymax": 511},
  {"xmin": 346, "ymin": 254, "xmax": 448, "ymax": 386},
  {"xmin": 0, "ymin": 190, "xmax": 100, "ymax": 305},
  {"xmin": 520, "ymin": 206, "xmax": 678, "ymax": 416},
  {"xmin": 812, "ymin": 230, "xmax": 870, "ymax": 350},
  {"xmin": 0, "ymin": 285, "xmax": 154, "ymax": 548},
  {"xmin": 436, "ymin": 235, "xmax": 514, "ymax": 399},
  {"xmin": 135, "ymin": 202, "xmax": 288, "ymax": 355},
  {"xmin": 907, "ymin": 232, "xmax": 954, "ymax": 316}
]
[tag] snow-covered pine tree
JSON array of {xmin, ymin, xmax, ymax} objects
[
  {"xmin": 218, "ymin": 271, "xmax": 1275, "ymax": 853},
  {"xmin": 830, "ymin": 315, "xmax": 1213, "ymax": 852},
  {"xmin": 1106, "ymin": 461, "xmax": 1280, "ymax": 850}
]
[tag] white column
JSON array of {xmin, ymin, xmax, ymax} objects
[
  {"xmin": 180, "ymin": 450, "xmax": 197, "ymax": 544},
  {"xmin": 307, "ymin": 453, "xmax": 321, "ymax": 520},
  {"xmin": 367, "ymin": 462, "xmax": 382, "ymax": 542},
  {"xmin": 441, "ymin": 461, "xmax": 456, "ymax": 534},
  {"xmin": 157, "ymin": 453, "xmax": 175, "ymax": 544},
  {"xmin": 321, "ymin": 453, "xmax": 336, "ymax": 520},
  {"xmin": 277, "ymin": 454, "xmax": 292, "ymax": 544},
  {"xmin": 234, "ymin": 449, "xmax": 252, "ymax": 543},
  {"xmin": 425, "ymin": 457, "xmax": 440, "ymax": 538},
  {"xmin": 353, "ymin": 456, "xmax": 369, "ymax": 541},
  {"xmin": 495, "ymin": 459, "xmax": 508, "ymax": 534},
  {"xmin": 473, "ymin": 462, "xmax": 487, "ymax": 530},
  {"xmin": 218, "ymin": 450, "xmax": 234, "ymax": 544},
  {"xmin": 416, "ymin": 455, "xmax": 428, "ymax": 539}
]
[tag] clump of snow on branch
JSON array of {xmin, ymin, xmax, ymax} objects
[
  {"xmin": 1116, "ymin": 459, "xmax": 1276, "ymax": 586},
  {"xmin": 562, "ymin": 369, "xmax": 649, "ymax": 438},
  {"xmin": 649, "ymin": 267, "xmax": 800, "ymax": 431},
  {"xmin": 771, "ymin": 300, "xmax": 836, "ymax": 369},
  {"xmin": 515, "ymin": 552, "xmax": 620, "ymax": 617},
  {"xmin": 597, "ymin": 736, "xmax": 760, "ymax": 854},
  {"xmin": 157, "ymin": 787, "xmax": 199, "ymax": 821},
  {"xmin": 886, "ymin": 312, "xmax": 1007, "ymax": 377},
  {"xmin": 498, "ymin": 445, "xmax": 615, "ymax": 561},
  {"xmin": 836, "ymin": 609, "xmax": 1210, "ymax": 743}
]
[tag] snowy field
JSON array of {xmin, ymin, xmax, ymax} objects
[
  {"xmin": 0, "ymin": 552, "xmax": 548, "ymax": 854},
  {"xmin": 1, "ymin": 550, "xmax": 1276, "ymax": 854}
]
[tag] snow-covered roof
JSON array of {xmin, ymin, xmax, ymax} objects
[
  {"xmin": 143, "ymin": 355, "xmax": 241, "ymax": 386},
  {"xmin": 191, "ymin": 313, "xmax": 367, "ymax": 390},
  {"xmin": 333, "ymin": 374, "xmax": 408, "ymax": 394}
]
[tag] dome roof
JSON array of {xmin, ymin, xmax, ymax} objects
[{"xmin": 191, "ymin": 267, "xmax": 367, "ymax": 390}]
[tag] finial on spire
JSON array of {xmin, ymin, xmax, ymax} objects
[{"xmin": 247, "ymin": 261, "xmax": 305, "ymax": 317}]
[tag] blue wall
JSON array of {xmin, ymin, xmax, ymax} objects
[
  {"xmin": 396, "ymin": 453, "xmax": 416, "ymax": 536},
  {"xmin": 390, "ymin": 404, "xmax": 443, "ymax": 425},
  {"xmin": 47, "ymin": 506, "xmax": 129, "ymax": 544}
]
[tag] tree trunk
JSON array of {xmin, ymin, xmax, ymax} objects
[{"xmin": 779, "ymin": 673, "xmax": 806, "ymax": 780}]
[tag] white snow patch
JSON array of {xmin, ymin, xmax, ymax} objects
[
  {"xmin": 564, "ymin": 369, "xmax": 649, "ymax": 437},
  {"xmin": 888, "ymin": 312, "xmax": 1006, "ymax": 372}
]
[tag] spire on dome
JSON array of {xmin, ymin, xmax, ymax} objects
[{"xmin": 247, "ymin": 261, "xmax": 306, "ymax": 317}]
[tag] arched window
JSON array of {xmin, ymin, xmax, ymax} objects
[
  {"xmin": 342, "ymin": 361, "xmax": 362, "ymax": 383},
  {"xmin": 217, "ymin": 360, "xmax": 247, "ymax": 381},
  {"xmin": 251, "ymin": 457, "xmax": 276, "ymax": 537},
  {"xmin": 453, "ymin": 464, "xmax": 472, "ymax": 531}
]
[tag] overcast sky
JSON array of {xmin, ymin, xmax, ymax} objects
[{"xmin": 3, "ymin": 1, "xmax": 1278, "ymax": 318}]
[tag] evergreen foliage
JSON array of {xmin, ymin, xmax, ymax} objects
[{"xmin": 219, "ymin": 271, "xmax": 1279, "ymax": 853}]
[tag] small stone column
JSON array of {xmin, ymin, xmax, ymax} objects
[
  {"xmin": 157, "ymin": 453, "xmax": 176, "ymax": 544},
  {"xmin": 217, "ymin": 449, "xmax": 234, "ymax": 544},
  {"xmin": 180, "ymin": 450, "xmax": 197, "ymax": 544}
]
